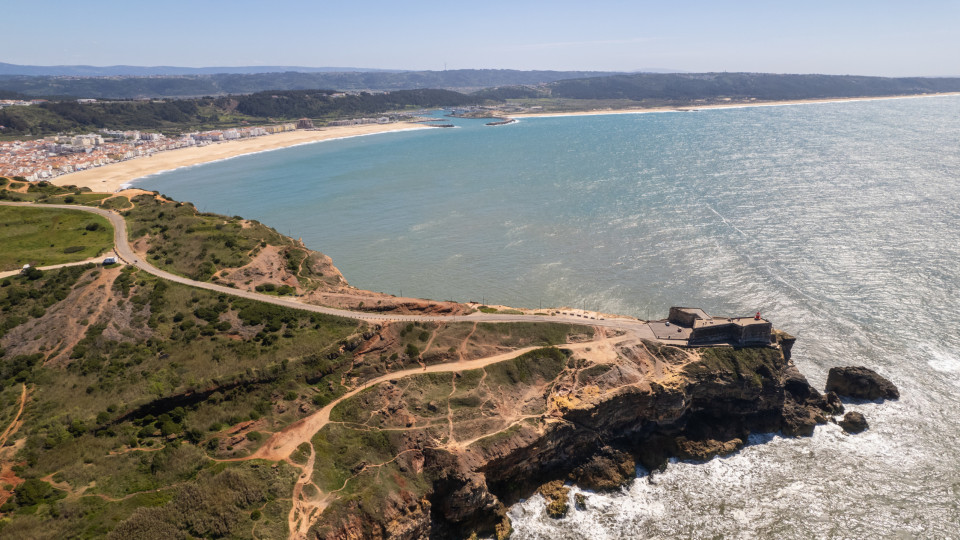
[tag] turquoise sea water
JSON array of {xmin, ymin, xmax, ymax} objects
[{"xmin": 138, "ymin": 96, "xmax": 960, "ymax": 538}]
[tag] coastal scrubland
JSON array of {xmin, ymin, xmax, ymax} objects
[
  {"xmin": 0, "ymin": 235, "xmax": 596, "ymax": 537},
  {"xmin": 0, "ymin": 189, "xmax": 842, "ymax": 539}
]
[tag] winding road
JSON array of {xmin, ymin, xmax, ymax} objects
[
  {"xmin": 0, "ymin": 201, "xmax": 658, "ymax": 337},
  {"xmin": 1, "ymin": 200, "xmax": 665, "ymax": 538}
]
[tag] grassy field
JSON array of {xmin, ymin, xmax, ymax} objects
[{"xmin": 0, "ymin": 206, "xmax": 113, "ymax": 270}]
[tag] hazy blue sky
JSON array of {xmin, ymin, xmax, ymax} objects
[{"xmin": 6, "ymin": 0, "xmax": 958, "ymax": 75}]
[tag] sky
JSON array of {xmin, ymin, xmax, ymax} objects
[{"xmin": 5, "ymin": 0, "xmax": 959, "ymax": 76}]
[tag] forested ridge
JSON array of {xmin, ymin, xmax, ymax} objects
[
  {"xmin": 0, "ymin": 89, "xmax": 477, "ymax": 136},
  {"xmin": 3, "ymin": 72, "xmax": 959, "ymax": 137},
  {"xmin": 0, "ymin": 69, "xmax": 620, "ymax": 99},
  {"xmin": 222, "ymin": 88, "xmax": 474, "ymax": 118},
  {"xmin": 545, "ymin": 72, "xmax": 960, "ymax": 101}
]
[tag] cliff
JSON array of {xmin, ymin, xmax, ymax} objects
[{"xmin": 309, "ymin": 332, "xmax": 839, "ymax": 539}]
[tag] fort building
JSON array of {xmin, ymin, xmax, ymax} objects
[{"xmin": 648, "ymin": 307, "xmax": 773, "ymax": 346}]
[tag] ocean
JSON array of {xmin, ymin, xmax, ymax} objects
[{"xmin": 137, "ymin": 96, "xmax": 960, "ymax": 538}]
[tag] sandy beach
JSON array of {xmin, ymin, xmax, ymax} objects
[
  {"xmin": 53, "ymin": 122, "xmax": 430, "ymax": 192},
  {"xmin": 508, "ymin": 92, "xmax": 960, "ymax": 119},
  {"xmin": 48, "ymin": 92, "xmax": 960, "ymax": 192}
]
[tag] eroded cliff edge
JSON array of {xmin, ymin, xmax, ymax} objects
[{"xmin": 310, "ymin": 330, "xmax": 840, "ymax": 539}]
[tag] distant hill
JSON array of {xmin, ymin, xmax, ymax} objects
[
  {"xmin": 0, "ymin": 62, "xmax": 402, "ymax": 77},
  {"xmin": 0, "ymin": 69, "xmax": 622, "ymax": 99},
  {"xmin": 0, "ymin": 88, "xmax": 477, "ymax": 136},
  {"xmin": 544, "ymin": 72, "xmax": 960, "ymax": 101}
]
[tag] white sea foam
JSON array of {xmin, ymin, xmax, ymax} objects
[{"xmin": 923, "ymin": 344, "xmax": 960, "ymax": 374}]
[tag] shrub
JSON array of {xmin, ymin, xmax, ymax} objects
[
  {"xmin": 14, "ymin": 479, "xmax": 65, "ymax": 507},
  {"xmin": 23, "ymin": 267, "xmax": 43, "ymax": 280}
]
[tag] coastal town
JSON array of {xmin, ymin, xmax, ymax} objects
[
  {"xmin": 0, "ymin": 110, "xmax": 437, "ymax": 182},
  {"xmin": 0, "ymin": 123, "xmax": 301, "ymax": 181}
]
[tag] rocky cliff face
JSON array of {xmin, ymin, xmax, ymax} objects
[{"xmin": 312, "ymin": 334, "xmax": 839, "ymax": 540}]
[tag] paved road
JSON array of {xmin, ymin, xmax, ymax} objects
[{"xmin": 0, "ymin": 201, "xmax": 658, "ymax": 337}]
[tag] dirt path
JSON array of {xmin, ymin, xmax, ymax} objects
[
  {"xmin": 0, "ymin": 384, "xmax": 28, "ymax": 448},
  {"xmin": 0, "ymin": 385, "xmax": 27, "ymax": 508},
  {"xmin": 0, "ymin": 255, "xmax": 107, "ymax": 279},
  {"xmin": 288, "ymin": 444, "xmax": 326, "ymax": 540},
  {"xmin": 247, "ymin": 345, "xmax": 553, "ymax": 463},
  {"xmin": 445, "ymin": 372, "xmax": 458, "ymax": 445},
  {"xmin": 459, "ymin": 322, "xmax": 478, "ymax": 361},
  {"xmin": 421, "ymin": 323, "xmax": 442, "ymax": 356},
  {"xmin": 257, "ymin": 333, "xmax": 636, "ymax": 538}
]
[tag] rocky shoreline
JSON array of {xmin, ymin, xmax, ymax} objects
[{"xmin": 313, "ymin": 332, "xmax": 898, "ymax": 539}]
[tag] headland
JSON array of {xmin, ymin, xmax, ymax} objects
[{"xmin": 0, "ymin": 183, "xmax": 898, "ymax": 539}]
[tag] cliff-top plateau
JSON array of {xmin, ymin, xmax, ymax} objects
[{"xmin": 0, "ymin": 180, "xmax": 894, "ymax": 539}]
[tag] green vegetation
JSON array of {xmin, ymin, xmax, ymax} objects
[
  {"xmin": 484, "ymin": 347, "xmax": 569, "ymax": 387},
  {"xmin": 0, "ymin": 69, "xmax": 616, "ymax": 100},
  {"xmin": 0, "ymin": 99, "xmax": 201, "ymax": 136},
  {"xmin": 0, "ymin": 89, "xmax": 475, "ymax": 137},
  {"xmin": 0, "ymin": 264, "xmax": 92, "ymax": 342},
  {"xmin": 684, "ymin": 346, "xmax": 783, "ymax": 388},
  {"xmin": 545, "ymin": 72, "xmax": 960, "ymax": 102},
  {"xmin": 471, "ymin": 322, "xmax": 592, "ymax": 349},
  {"xmin": 5, "ymin": 71, "xmax": 959, "ymax": 137},
  {"xmin": 0, "ymin": 206, "xmax": 112, "ymax": 270},
  {"xmin": 123, "ymin": 194, "xmax": 335, "ymax": 287},
  {"xmin": 0, "ymin": 180, "xmax": 86, "ymax": 202},
  {"xmin": 99, "ymin": 196, "xmax": 131, "ymax": 211},
  {"xmin": 311, "ymin": 347, "xmax": 570, "ymax": 539},
  {"xmin": 0, "ymin": 190, "xmax": 604, "ymax": 538},
  {"xmin": 225, "ymin": 89, "xmax": 473, "ymax": 122},
  {"xmin": 477, "ymin": 305, "xmax": 523, "ymax": 315},
  {"xmin": 0, "ymin": 261, "xmax": 364, "ymax": 536},
  {"xmin": 104, "ymin": 462, "xmax": 296, "ymax": 540}
]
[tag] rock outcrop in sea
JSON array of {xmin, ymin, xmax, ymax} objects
[
  {"xmin": 825, "ymin": 366, "xmax": 900, "ymax": 400},
  {"xmin": 839, "ymin": 411, "xmax": 870, "ymax": 433}
]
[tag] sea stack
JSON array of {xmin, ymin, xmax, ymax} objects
[{"xmin": 825, "ymin": 367, "xmax": 900, "ymax": 400}]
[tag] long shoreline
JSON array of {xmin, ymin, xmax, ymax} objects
[
  {"xmin": 52, "ymin": 122, "xmax": 431, "ymax": 192},
  {"xmin": 50, "ymin": 92, "xmax": 959, "ymax": 192},
  {"xmin": 507, "ymin": 91, "xmax": 960, "ymax": 119}
]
